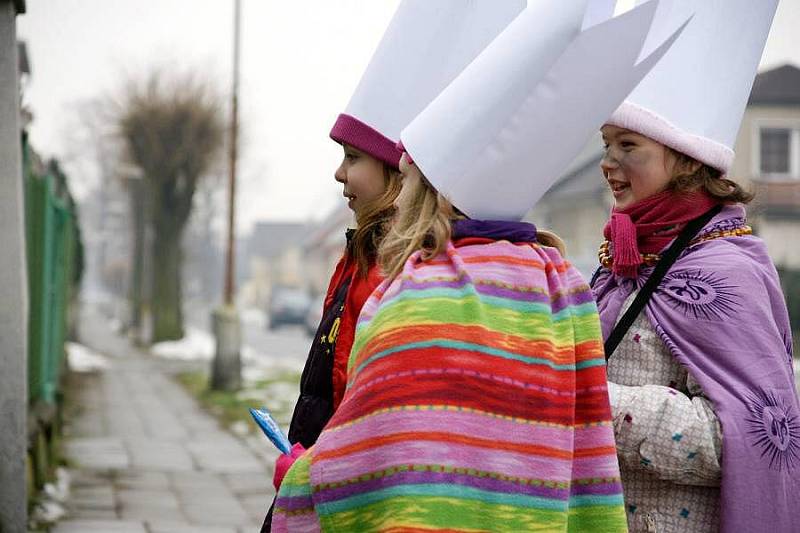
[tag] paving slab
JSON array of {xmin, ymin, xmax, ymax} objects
[
  {"xmin": 61, "ymin": 508, "xmax": 119, "ymax": 520},
  {"xmin": 64, "ymin": 437, "xmax": 130, "ymax": 470},
  {"xmin": 240, "ymin": 492, "xmax": 274, "ymax": 523},
  {"xmin": 115, "ymin": 471, "xmax": 171, "ymax": 490},
  {"xmin": 127, "ymin": 439, "xmax": 195, "ymax": 471},
  {"xmin": 223, "ymin": 472, "xmax": 272, "ymax": 494},
  {"xmin": 120, "ymin": 504, "xmax": 185, "ymax": 522},
  {"xmin": 182, "ymin": 501, "xmax": 253, "ymax": 528},
  {"xmin": 68, "ymin": 485, "xmax": 116, "ymax": 511},
  {"xmin": 51, "ymin": 520, "xmax": 148, "ymax": 533},
  {"xmin": 148, "ymin": 522, "xmax": 240, "ymax": 533}
]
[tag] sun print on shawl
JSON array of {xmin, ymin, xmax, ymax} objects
[
  {"xmin": 660, "ymin": 269, "xmax": 741, "ymax": 321},
  {"xmin": 745, "ymin": 388, "xmax": 800, "ymax": 472}
]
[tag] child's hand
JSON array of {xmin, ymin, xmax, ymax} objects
[{"xmin": 273, "ymin": 443, "xmax": 306, "ymax": 490}]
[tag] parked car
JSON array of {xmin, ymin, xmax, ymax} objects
[{"xmin": 267, "ymin": 286, "xmax": 312, "ymax": 330}]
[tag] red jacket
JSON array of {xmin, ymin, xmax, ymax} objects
[
  {"xmin": 285, "ymin": 248, "xmax": 383, "ymax": 449},
  {"xmin": 324, "ymin": 253, "xmax": 383, "ymax": 410}
]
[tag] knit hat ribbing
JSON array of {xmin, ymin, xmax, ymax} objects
[{"xmin": 330, "ymin": 113, "xmax": 402, "ymax": 169}]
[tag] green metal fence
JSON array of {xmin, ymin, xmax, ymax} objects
[{"xmin": 23, "ymin": 135, "xmax": 79, "ymax": 405}]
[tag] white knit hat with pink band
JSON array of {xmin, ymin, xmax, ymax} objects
[
  {"xmin": 605, "ymin": 0, "xmax": 779, "ymax": 174},
  {"xmin": 329, "ymin": 0, "xmax": 525, "ymax": 169},
  {"xmin": 399, "ymin": 0, "xmax": 690, "ymax": 220}
]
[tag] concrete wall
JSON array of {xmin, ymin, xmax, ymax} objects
[{"xmin": 0, "ymin": 1, "xmax": 29, "ymax": 530}]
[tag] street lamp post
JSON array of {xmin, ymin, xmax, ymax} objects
[
  {"xmin": 117, "ymin": 163, "xmax": 151, "ymax": 346},
  {"xmin": 211, "ymin": 0, "xmax": 242, "ymax": 391}
]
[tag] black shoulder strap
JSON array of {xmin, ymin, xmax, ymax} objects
[{"xmin": 604, "ymin": 204, "xmax": 723, "ymax": 360}]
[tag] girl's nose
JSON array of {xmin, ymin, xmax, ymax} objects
[
  {"xmin": 334, "ymin": 162, "xmax": 346, "ymax": 184},
  {"xmin": 600, "ymin": 150, "xmax": 619, "ymax": 175}
]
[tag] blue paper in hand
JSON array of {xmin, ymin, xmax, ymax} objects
[{"xmin": 249, "ymin": 407, "xmax": 292, "ymax": 455}]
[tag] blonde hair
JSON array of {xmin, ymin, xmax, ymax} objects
[
  {"xmin": 379, "ymin": 172, "xmax": 461, "ymax": 279},
  {"xmin": 351, "ymin": 165, "xmax": 402, "ymax": 276},
  {"xmin": 536, "ymin": 229, "xmax": 567, "ymax": 257},
  {"xmin": 379, "ymin": 169, "xmax": 567, "ymax": 278}
]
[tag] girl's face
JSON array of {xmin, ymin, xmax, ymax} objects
[
  {"xmin": 600, "ymin": 125, "xmax": 676, "ymax": 210},
  {"xmin": 334, "ymin": 144, "xmax": 388, "ymax": 215}
]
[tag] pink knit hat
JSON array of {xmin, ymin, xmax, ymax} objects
[
  {"xmin": 605, "ymin": 0, "xmax": 778, "ymax": 174},
  {"xmin": 330, "ymin": 114, "xmax": 402, "ymax": 169},
  {"xmin": 328, "ymin": 0, "xmax": 525, "ymax": 171}
]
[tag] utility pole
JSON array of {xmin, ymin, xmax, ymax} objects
[
  {"xmin": 119, "ymin": 164, "xmax": 148, "ymax": 344},
  {"xmin": 0, "ymin": 1, "xmax": 29, "ymax": 530},
  {"xmin": 211, "ymin": 0, "xmax": 242, "ymax": 391}
]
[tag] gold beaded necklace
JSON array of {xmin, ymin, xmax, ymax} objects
[{"xmin": 598, "ymin": 225, "xmax": 753, "ymax": 269}]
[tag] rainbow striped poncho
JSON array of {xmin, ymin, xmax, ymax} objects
[{"xmin": 274, "ymin": 233, "xmax": 626, "ymax": 532}]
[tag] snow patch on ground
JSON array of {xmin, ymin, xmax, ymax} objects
[
  {"xmin": 149, "ymin": 326, "xmax": 304, "ymax": 385},
  {"xmin": 66, "ymin": 342, "xmax": 109, "ymax": 372},
  {"xmin": 151, "ymin": 326, "xmax": 215, "ymax": 361},
  {"xmin": 28, "ymin": 467, "xmax": 69, "ymax": 529}
]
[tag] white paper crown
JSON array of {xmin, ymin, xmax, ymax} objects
[
  {"xmin": 606, "ymin": 0, "xmax": 779, "ymax": 173},
  {"xmin": 329, "ymin": 0, "xmax": 525, "ymax": 168},
  {"xmin": 401, "ymin": 0, "xmax": 690, "ymax": 220}
]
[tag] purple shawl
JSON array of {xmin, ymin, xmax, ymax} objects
[{"xmin": 592, "ymin": 204, "xmax": 799, "ymax": 533}]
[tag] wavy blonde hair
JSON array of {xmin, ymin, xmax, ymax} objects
[
  {"xmin": 379, "ymin": 169, "xmax": 566, "ymax": 279},
  {"xmin": 378, "ymin": 171, "xmax": 460, "ymax": 279},
  {"xmin": 350, "ymin": 165, "xmax": 403, "ymax": 276}
]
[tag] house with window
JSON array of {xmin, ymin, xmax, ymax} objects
[
  {"xmin": 731, "ymin": 63, "xmax": 800, "ymax": 269},
  {"xmin": 238, "ymin": 221, "xmax": 309, "ymax": 309}
]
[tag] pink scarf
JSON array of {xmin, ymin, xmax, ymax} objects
[{"xmin": 603, "ymin": 190, "xmax": 719, "ymax": 278}]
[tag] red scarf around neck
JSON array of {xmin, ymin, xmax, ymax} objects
[{"xmin": 603, "ymin": 190, "xmax": 719, "ymax": 278}]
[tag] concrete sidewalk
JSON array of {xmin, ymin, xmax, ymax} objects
[{"xmin": 52, "ymin": 307, "xmax": 275, "ymax": 533}]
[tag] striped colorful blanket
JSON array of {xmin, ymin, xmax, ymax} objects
[{"xmin": 274, "ymin": 238, "xmax": 626, "ymax": 532}]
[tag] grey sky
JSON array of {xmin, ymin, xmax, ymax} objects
[{"xmin": 16, "ymin": 0, "xmax": 800, "ymax": 235}]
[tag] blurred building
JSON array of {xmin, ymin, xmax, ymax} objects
[
  {"xmin": 526, "ymin": 138, "xmax": 608, "ymax": 279},
  {"xmin": 732, "ymin": 64, "xmax": 800, "ymax": 269},
  {"xmin": 239, "ymin": 221, "xmax": 309, "ymax": 309},
  {"xmin": 301, "ymin": 205, "xmax": 352, "ymax": 297},
  {"xmin": 80, "ymin": 171, "xmax": 130, "ymax": 299}
]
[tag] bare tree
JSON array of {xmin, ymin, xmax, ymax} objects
[{"xmin": 115, "ymin": 68, "xmax": 224, "ymax": 342}]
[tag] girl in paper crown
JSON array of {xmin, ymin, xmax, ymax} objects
[
  {"xmin": 261, "ymin": 2, "xmax": 529, "ymax": 530},
  {"xmin": 590, "ymin": 2, "xmax": 799, "ymax": 532},
  {"xmin": 270, "ymin": 147, "xmax": 627, "ymax": 532}
]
